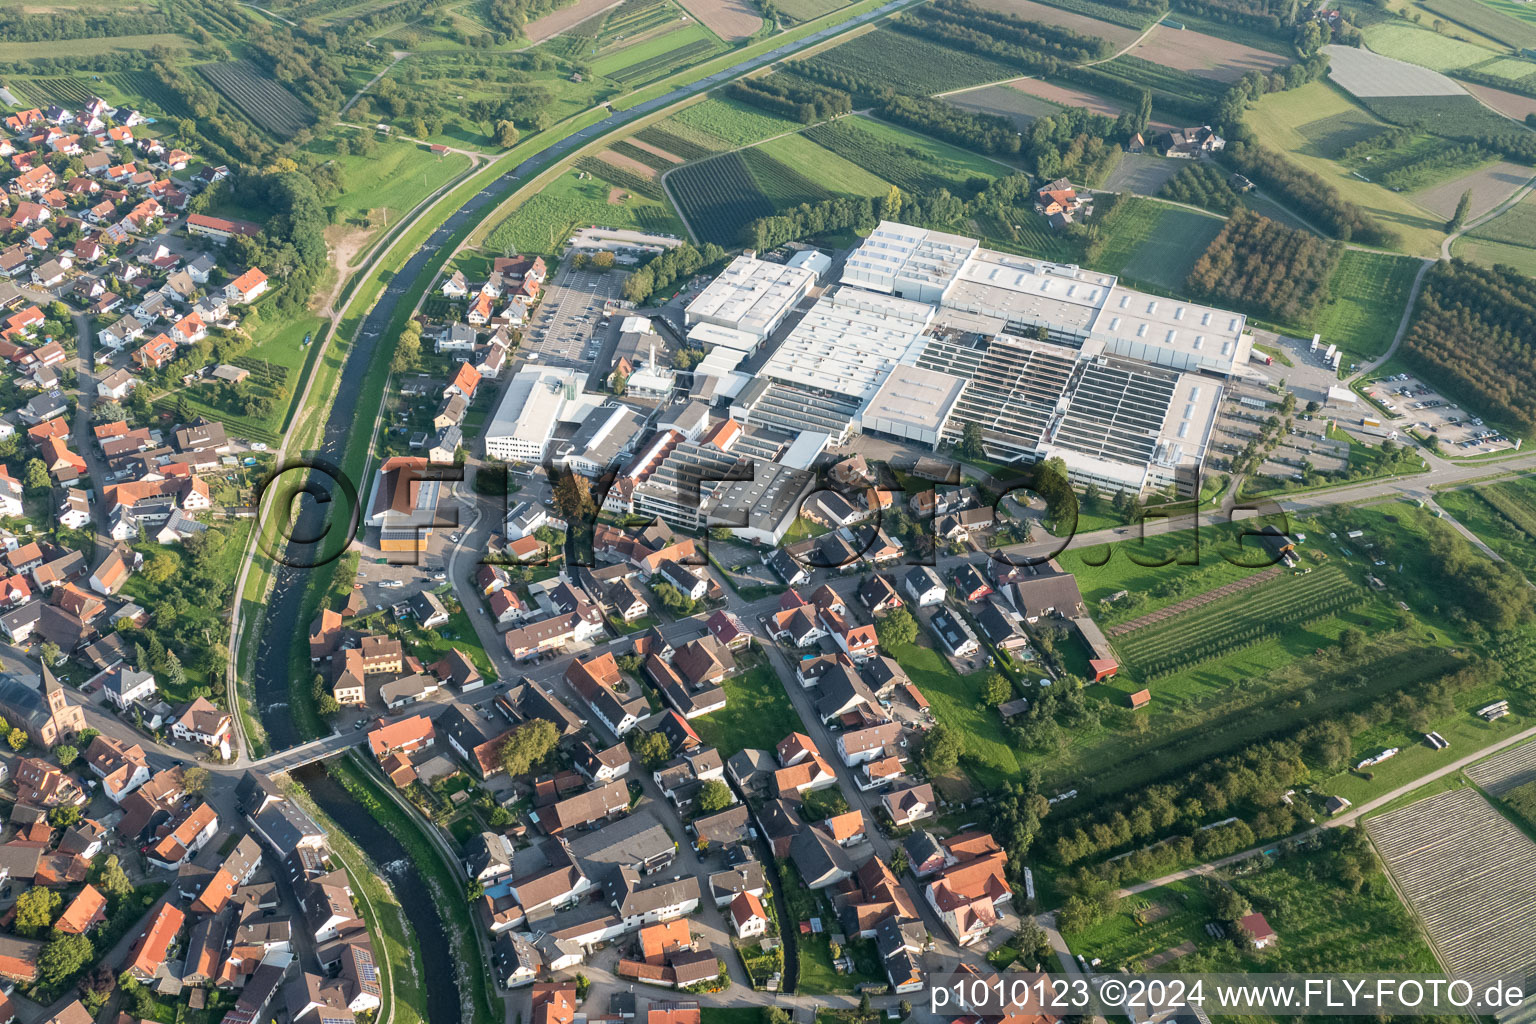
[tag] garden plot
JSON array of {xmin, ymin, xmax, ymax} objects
[
  {"xmin": 1324, "ymin": 43, "xmax": 1467, "ymax": 97},
  {"xmin": 1466, "ymin": 739, "xmax": 1536, "ymax": 796},
  {"xmin": 525, "ymin": 0, "xmax": 625, "ymax": 42},
  {"xmin": 1367, "ymin": 787, "xmax": 1536, "ymax": 976},
  {"xmin": 1101, "ymin": 152, "xmax": 1185, "ymax": 195},
  {"xmin": 1126, "ymin": 24, "xmax": 1290, "ymax": 84},
  {"xmin": 1007, "ymin": 77, "xmax": 1132, "ymax": 117},
  {"xmin": 1412, "ymin": 160, "xmax": 1531, "ymax": 221}
]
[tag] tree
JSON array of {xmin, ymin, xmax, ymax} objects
[
  {"xmin": 983, "ymin": 673, "xmax": 1012, "ymax": 707},
  {"xmin": 142, "ymin": 550, "xmax": 177, "ymax": 584},
  {"xmin": 697, "ymin": 779, "xmax": 733, "ymax": 814},
  {"xmin": 184, "ymin": 765, "xmax": 209, "ymax": 795},
  {"xmin": 551, "ymin": 470, "xmax": 596, "ymax": 526},
  {"xmin": 1449, "ymin": 188, "xmax": 1472, "ymax": 231},
  {"xmin": 7, "ymin": 728, "xmax": 26, "ymax": 751},
  {"xmin": 165, "ymin": 649, "xmax": 185, "ymax": 690},
  {"xmin": 632, "ymin": 729, "xmax": 672, "ymax": 770},
  {"xmin": 52, "ymin": 744, "xmax": 78, "ymax": 768},
  {"xmin": 39, "ymin": 932, "xmax": 93, "ymax": 987},
  {"xmin": 957, "ymin": 421, "xmax": 986, "ymax": 460},
  {"xmin": 495, "ymin": 119, "xmax": 520, "ymax": 148},
  {"xmin": 499, "ymin": 718, "xmax": 559, "ymax": 777},
  {"xmin": 918, "ymin": 724, "xmax": 961, "ymax": 777},
  {"xmin": 890, "ymin": 847, "xmax": 910, "ymax": 876},
  {"xmin": 874, "ymin": 607, "xmax": 917, "ymax": 649},
  {"xmin": 97, "ymin": 855, "xmax": 133, "ymax": 899},
  {"xmin": 392, "ymin": 321, "xmax": 423, "ymax": 375},
  {"xmin": 467, "ymin": 879, "xmax": 485, "ymax": 902},
  {"xmin": 13, "ymin": 886, "xmax": 60, "ymax": 937},
  {"xmin": 48, "ymin": 805, "xmax": 81, "ymax": 828},
  {"xmin": 23, "ymin": 458, "xmax": 49, "ymax": 493},
  {"xmin": 38, "ymin": 642, "xmax": 60, "ymax": 668}
]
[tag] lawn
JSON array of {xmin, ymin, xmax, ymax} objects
[
  {"xmin": 667, "ymin": 96, "xmax": 808, "ymax": 148},
  {"xmin": 693, "ymin": 658, "xmax": 806, "ymax": 752},
  {"xmin": 1456, "ymin": 184, "xmax": 1536, "ymax": 274},
  {"xmin": 775, "ymin": 0, "xmax": 856, "ymax": 19},
  {"xmin": 591, "ymin": 23, "xmax": 725, "ymax": 80},
  {"xmin": 887, "ymin": 635, "xmax": 1025, "ymax": 789},
  {"xmin": 847, "ymin": 114, "xmax": 1014, "ymax": 180},
  {"xmin": 1248, "ymin": 82, "xmax": 1451, "ymax": 257},
  {"xmin": 1311, "ymin": 249, "xmax": 1422, "ymax": 365},
  {"xmin": 1089, "ymin": 198, "xmax": 1224, "ymax": 293},
  {"xmin": 1360, "ymin": 21, "xmax": 1497, "ymax": 69},
  {"xmin": 1435, "ymin": 476, "xmax": 1536, "ymax": 581},
  {"xmin": 0, "ymin": 33, "xmax": 190, "ymax": 58}
]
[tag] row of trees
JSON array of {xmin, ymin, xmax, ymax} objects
[
  {"xmin": 620, "ymin": 240, "xmax": 730, "ymax": 304},
  {"xmin": 726, "ymin": 76, "xmax": 853, "ymax": 125},
  {"xmin": 1186, "ymin": 207, "xmax": 1342, "ymax": 323},
  {"xmin": 1158, "ymin": 161, "xmax": 1245, "ymax": 214},
  {"xmin": 896, "ymin": 0, "xmax": 1115, "ymax": 65},
  {"xmin": 1224, "ymin": 141, "xmax": 1396, "ymax": 245},
  {"xmin": 1401, "ymin": 259, "xmax": 1536, "ymax": 437}
]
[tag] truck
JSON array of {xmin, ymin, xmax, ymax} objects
[
  {"xmin": 1362, "ymin": 417, "xmax": 1381, "ymax": 427},
  {"xmin": 1250, "ymin": 350, "xmax": 1273, "ymax": 366}
]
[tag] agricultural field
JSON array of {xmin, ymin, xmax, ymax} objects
[
  {"xmin": 1367, "ymin": 788, "xmax": 1536, "ymax": 976},
  {"xmin": 664, "ymin": 151, "xmax": 777, "ymax": 245},
  {"xmin": 1467, "ymin": 54, "xmax": 1536, "ymax": 80},
  {"xmin": 795, "ymin": 28, "xmax": 1018, "ymax": 96},
  {"xmin": 1100, "ymin": 152, "xmax": 1185, "ymax": 195},
  {"xmin": 1124, "ymin": 24, "xmax": 1290, "ymax": 83},
  {"xmin": 774, "ymin": 0, "xmax": 856, "ymax": 21},
  {"xmin": 1111, "ymin": 566, "xmax": 1365, "ymax": 681},
  {"xmin": 1423, "ymin": 0, "xmax": 1536, "ymax": 47},
  {"xmin": 966, "ymin": 0, "xmax": 1143, "ymax": 45},
  {"xmin": 1294, "ymin": 107, "xmax": 1388, "ymax": 159},
  {"xmin": 1064, "ymin": 838, "xmax": 1441, "ymax": 975},
  {"xmin": 970, "ymin": 210, "xmax": 1079, "ymax": 261},
  {"xmin": 675, "ymin": 0, "xmax": 762, "ymax": 38},
  {"xmin": 1323, "ymin": 41, "xmax": 1466, "ymax": 96},
  {"xmin": 1461, "ymin": 78, "xmax": 1536, "ymax": 120},
  {"xmin": 199, "ymin": 59, "xmax": 315, "ymax": 138},
  {"xmin": 804, "ymin": 116, "xmax": 1006, "ymax": 193},
  {"xmin": 0, "ymin": 33, "xmax": 189, "ymax": 60},
  {"xmin": 485, "ymin": 168, "xmax": 685, "ymax": 253},
  {"xmin": 1005, "ymin": 77, "xmax": 1136, "ymax": 120},
  {"xmin": 1248, "ymin": 83, "xmax": 1454, "ymax": 256},
  {"xmin": 755, "ymin": 132, "xmax": 892, "ymax": 195},
  {"xmin": 666, "ymin": 96, "xmax": 806, "ymax": 148},
  {"xmin": 1466, "ymin": 739, "xmax": 1536, "ymax": 795},
  {"xmin": 1026, "ymin": 0, "xmax": 1162, "ymax": 29},
  {"xmin": 946, "ymin": 84, "xmax": 1064, "ymax": 128},
  {"xmin": 1359, "ymin": 21, "xmax": 1496, "ymax": 70},
  {"xmin": 1411, "ymin": 159, "xmax": 1530, "ymax": 220},
  {"xmin": 1088, "ymin": 198, "xmax": 1225, "ymax": 292},
  {"xmin": 1357, "ymin": 92, "xmax": 1523, "ymax": 138},
  {"xmin": 1312, "ymin": 249, "xmax": 1422, "ymax": 364},
  {"xmin": 1467, "ymin": 0, "xmax": 1536, "ymax": 34},
  {"xmin": 591, "ymin": 24, "xmax": 726, "ymax": 84}
]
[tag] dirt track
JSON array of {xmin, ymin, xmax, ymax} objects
[{"xmin": 1106, "ymin": 565, "xmax": 1282, "ymax": 636}]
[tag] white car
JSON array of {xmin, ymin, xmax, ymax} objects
[
  {"xmin": 379, "ymin": 580, "xmax": 404, "ymax": 589},
  {"xmin": 250, "ymin": 442, "xmax": 268, "ymax": 451}
]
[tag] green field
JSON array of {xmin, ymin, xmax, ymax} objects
[
  {"xmin": 1457, "ymin": 185, "xmax": 1536, "ymax": 273},
  {"xmin": 1435, "ymin": 477, "xmax": 1536, "ymax": 582},
  {"xmin": 1113, "ymin": 566, "xmax": 1366, "ymax": 680},
  {"xmin": 1429, "ymin": 0, "xmax": 1536, "ymax": 45},
  {"xmin": 308, "ymin": 130, "xmax": 473, "ymax": 228},
  {"xmin": 1250, "ymin": 84, "xmax": 1450, "ymax": 257},
  {"xmin": 1470, "ymin": 54, "xmax": 1536, "ymax": 79},
  {"xmin": 1360, "ymin": 21, "xmax": 1497, "ymax": 69},
  {"xmin": 1090, "ymin": 199, "xmax": 1225, "ymax": 292},
  {"xmin": 1312, "ymin": 249, "xmax": 1422, "ymax": 364},
  {"xmin": 693, "ymin": 660, "xmax": 807, "ymax": 752},
  {"xmin": 591, "ymin": 23, "xmax": 726, "ymax": 83},
  {"xmin": 0, "ymin": 32, "xmax": 189, "ymax": 59},
  {"xmin": 1295, "ymin": 108, "xmax": 1389, "ymax": 160},
  {"xmin": 755, "ymin": 131, "xmax": 893, "ymax": 195},
  {"xmin": 483, "ymin": 168, "xmax": 684, "ymax": 253},
  {"xmin": 774, "ymin": 0, "xmax": 856, "ymax": 21},
  {"xmin": 667, "ymin": 96, "xmax": 808, "ymax": 148},
  {"xmin": 796, "ymin": 27, "xmax": 1018, "ymax": 95}
]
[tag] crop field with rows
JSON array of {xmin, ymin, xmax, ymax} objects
[
  {"xmin": 795, "ymin": 28, "xmax": 1017, "ymax": 96},
  {"xmin": 1113, "ymin": 565, "xmax": 1364, "ymax": 679},
  {"xmin": 199, "ymin": 59, "xmax": 314, "ymax": 137}
]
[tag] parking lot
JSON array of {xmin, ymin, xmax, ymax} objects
[
  {"xmin": 523, "ymin": 265, "xmax": 622, "ymax": 367},
  {"xmin": 1361, "ymin": 373, "xmax": 1515, "ymax": 455},
  {"xmin": 1211, "ymin": 376, "xmax": 1350, "ymax": 481}
]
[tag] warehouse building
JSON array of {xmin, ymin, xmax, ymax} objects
[{"xmin": 684, "ymin": 253, "xmax": 816, "ymax": 345}]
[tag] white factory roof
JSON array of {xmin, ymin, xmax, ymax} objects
[
  {"xmin": 685, "ymin": 254, "xmax": 815, "ymax": 338},
  {"xmin": 758, "ymin": 286, "xmax": 936, "ymax": 402},
  {"xmin": 943, "ymin": 251, "xmax": 1115, "ymax": 336},
  {"xmin": 840, "ymin": 221, "xmax": 979, "ymax": 299},
  {"xmin": 787, "ymin": 249, "xmax": 832, "ymax": 277},
  {"xmin": 485, "ymin": 365, "xmax": 586, "ymax": 451},
  {"xmin": 860, "ymin": 364, "xmax": 968, "ymax": 437},
  {"xmin": 688, "ymin": 321, "xmax": 760, "ymax": 352},
  {"xmin": 1154, "ymin": 375, "xmax": 1222, "ymax": 461},
  {"xmin": 621, "ymin": 316, "xmax": 654, "ymax": 334},
  {"xmin": 1093, "ymin": 285, "xmax": 1249, "ymax": 374}
]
